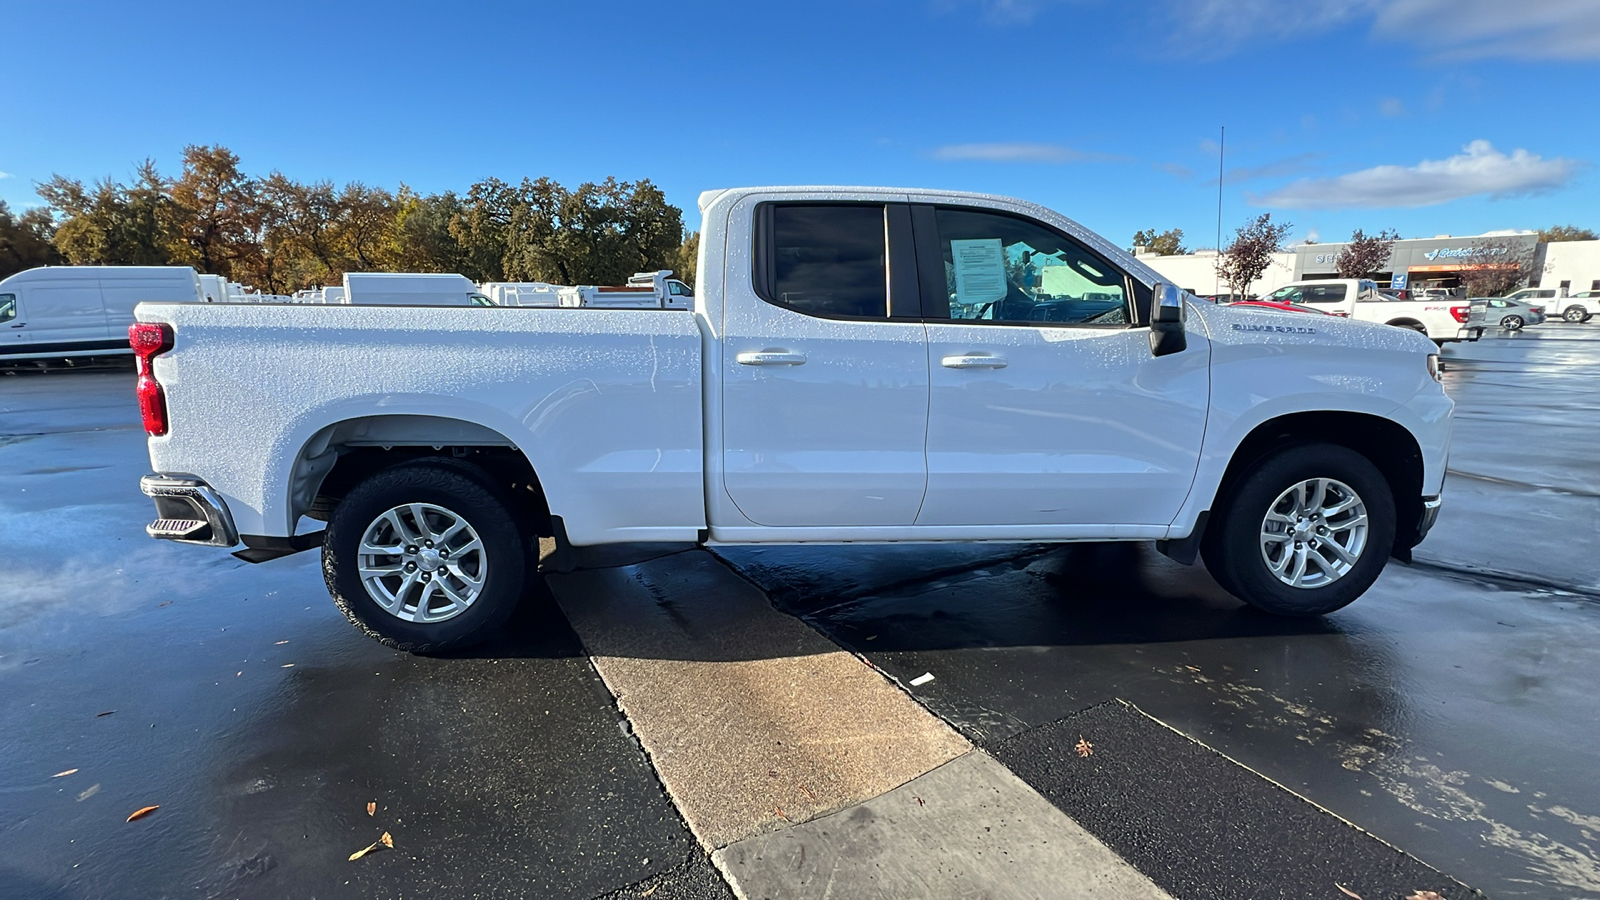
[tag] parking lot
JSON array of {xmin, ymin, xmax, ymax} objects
[{"xmin": 2, "ymin": 325, "xmax": 1598, "ymax": 899}]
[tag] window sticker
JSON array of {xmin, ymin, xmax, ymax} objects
[{"xmin": 951, "ymin": 238, "xmax": 1008, "ymax": 306}]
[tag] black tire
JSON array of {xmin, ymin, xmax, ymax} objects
[
  {"xmin": 323, "ymin": 460, "xmax": 527, "ymax": 652},
  {"xmin": 1202, "ymin": 443, "xmax": 1394, "ymax": 617},
  {"xmin": 1564, "ymin": 305, "xmax": 1590, "ymax": 323},
  {"xmin": 1500, "ymin": 315, "xmax": 1524, "ymax": 331}
]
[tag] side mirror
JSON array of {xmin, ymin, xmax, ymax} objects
[{"xmin": 1149, "ymin": 282, "xmax": 1188, "ymax": 357}]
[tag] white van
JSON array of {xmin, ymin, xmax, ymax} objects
[
  {"xmin": 342, "ymin": 273, "xmax": 493, "ymax": 306},
  {"xmin": 0, "ymin": 266, "xmax": 203, "ymax": 361}
]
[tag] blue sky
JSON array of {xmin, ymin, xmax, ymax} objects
[{"xmin": 3, "ymin": 0, "xmax": 1598, "ymax": 250}]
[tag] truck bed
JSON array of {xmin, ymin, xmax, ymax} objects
[{"xmin": 136, "ymin": 302, "xmax": 707, "ymax": 543}]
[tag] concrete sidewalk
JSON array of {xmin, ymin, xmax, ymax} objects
[{"xmin": 546, "ymin": 548, "xmax": 1170, "ymax": 899}]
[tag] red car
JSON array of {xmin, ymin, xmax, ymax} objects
[{"xmin": 1229, "ymin": 299, "xmax": 1333, "ymax": 315}]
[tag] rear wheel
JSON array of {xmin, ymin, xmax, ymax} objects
[
  {"xmin": 324, "ymin": 460, "xmax": 526, "ymax": 652},
  {"xmin": 1501, "ymin": 315, "xmax": 1524, "ymax": 330},
  {"xmin": 1202, "ymin": 443, "xmax": 1394, "ymax": 617},
  {"xmin": 1564, "ymin": 305, "xmax": 1591, "ymax": 323}
]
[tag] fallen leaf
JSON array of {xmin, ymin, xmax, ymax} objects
[
  {"xmin": 1336, "ymin": 884, "xmax": 1362, "ymax": 899},
  {"xmin": 640, "ymin": 884, "xmax": 660, "ymax": 898},
  {"xmin": 77, "ymin": 784, "xmax": 101, "ymax": 802},
  {"xmin": 799, "ymin": 785, "xmax": 815, "ymax": 801},
  {"xmin": 366, "ymin": 801, "xmax": 376, "ymax": 817},
  {"xmin": 236, "ymin": 672, "xmax": 242, "ymax": 677},
  {"xmin": 157, "ymin": 601, "xmax": 172, "ymax": 607},
  {"xmin": 126, "ymin": 805, "xmax": 159, "ymax": 822},
  {"xmin": 348, "ymin": 841, "xmax": 383, "ymax": 861},
  {"xmin": 53, "ymin": 768, "xmax": 79, "ymax": 778},
  {"xmin": 1405, "ymin": 893, "xmax": 1443, "ymax": 900},
  {"xmin": 96, "ymin": 710, "xmax": 115, "ymax": 717},
  {"xmin": 1075, "ymin": 736, "xmax": 1094, "ymax": 758},
  {"xmin": 379, "ymin": 832, "xmax": 393, "ymax": 848},
  {"xmin": 774, "ymin": 806, "xmax": 789, "ymax": 822},
  {"xmin": 914, "ymin": 796, "xmax": 924, "ymax": 807},
  {"xmin": 275, "ymin": 640, "xmax": 289, "ymax": 645},
  {"xmin": 280, "ymin": 664, "xmax": 294, "ymax": 668}
]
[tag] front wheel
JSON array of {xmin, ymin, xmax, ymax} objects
[
  {"xmin": 1501, "ymin": 315, "xmax": 1524, "ymax": 330},
  {"xmin": 324, "ymin": 460, "xmax": 527, "ymax": 652},
  {"xmin": 1564, "ymin": 305, "xmax": 1591, "ymax": 323},
  {"xmin": 1202, "ymin": 443, "xmax": 1395, "ymax": 617}
]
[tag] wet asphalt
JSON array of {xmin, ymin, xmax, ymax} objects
[
  {"xmin": 1, "ymin": 324, "xmax": 1597, "ymax": 899},
  {"xmin": 717, "ymin": 325, "xmax": 1600, "ymax": 899}
]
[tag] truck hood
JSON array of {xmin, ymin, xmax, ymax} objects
[{"xmin": 1188, "ymin": 300, "xmax": 1437, "ymax": 355}]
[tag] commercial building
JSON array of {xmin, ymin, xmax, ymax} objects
[{"xmin": 1138, "ymin": 233, "xmax": 1600, "ymax": 298}]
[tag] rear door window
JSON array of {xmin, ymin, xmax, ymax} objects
[{"xmin": 758, "ymin": 204, "xmax": 887, "ymax": 319}]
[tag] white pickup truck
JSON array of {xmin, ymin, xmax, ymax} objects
[
  {"xmin": 133, "ymin": 186, "xmax": 1452, "ymax": 651},
  {"xmin": 1259, "ymin": 279, "xmax": 1484, "ymax": 345}
]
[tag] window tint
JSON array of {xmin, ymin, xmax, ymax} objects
[
  {"xmin": 931, "ymin": 208, "xmax": 1127, "ymax": 325},
  {"xmin": 766, "ymin": 205, "xmax": 887, "ymax": 319},
  {"xmin": 0, "ymin": 293, "xmax": 14, "ymax": 324}
]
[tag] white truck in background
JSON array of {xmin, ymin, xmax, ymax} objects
[
  {"xmin": 1261, "ymin": 279, "xmax": 1484, "ymax": 345},
  {"xmin": 342, "ymin": 273, "xmax": 493, "ymax": 306}
]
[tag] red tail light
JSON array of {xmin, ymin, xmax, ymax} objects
[
  {"xmin": 129, "ymin": 323, "xmax": 174, "ymax": 436},
  {"xmin": 1450, "ymin": 306, "xmax": 1469, "ymax": 323}
]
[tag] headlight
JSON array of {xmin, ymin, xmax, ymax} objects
[{"xmin": 1426, "ymin": 354, "xmax": 1442, "ymax": 382}]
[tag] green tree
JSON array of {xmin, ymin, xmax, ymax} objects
[
  {"xmin": 1132, "ymin": 227, "xmax": 1186, "ymax": 256},
  {"xmin": 1335, "ymin": 228, "xmax": 1399, "ymax": 278},
  {"xmin": 37, "ymin": 161, "xmax": 174, "ymax": 266},
  {"xmin": 451, "ymin": 178, "xmax": 518, "ymax": 282},
  {"xmin": 670, "ymin": 231, "xmax": 699, "ymax": 286},
  {"xmin": 1216, "ymin": 213, "xmax": 1291, "ymax": 297},
  {"xmin": 0, "ymin": 200, "xmax": 62, "ymax": 279},
  {"xmin": 1538, "ymin": 224, "xmax": 1598, "ymax": 243},
  {"xmin": 393, "ymin": 187, "xmax": 464, "ymax": 273}
]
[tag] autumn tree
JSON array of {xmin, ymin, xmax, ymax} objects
[
  {"xmin": 1458, "ymin": 240, "xmax": 1542, "ymax": 297},
  {"xmin": 1335, "ymin": 228, "xmax": 1399, "ymax": 278},
  {"xmin": 1216, "ymin": 213, "xmax": 1291, "ymax": 297},
  {"xmin": 1132, "ymin": 227, "xmax": 1186, "ymax": 256},
  {"xmin": 1538, "ymin": 224, "xmax": 1597, "ymax": 243},
  {"xmin": 0, "ymin": 200, "xmax": 62, "ymax": 279},
  {"xmin": 165, "ymin": 145, "xmax": 256, "ymax": 277},
  {"xmin": 261, "ymin": 174, "xmax": 343, "ymax": 286}
]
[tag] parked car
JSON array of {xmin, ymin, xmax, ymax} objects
[
  {"xmin": 0, "ymin": 266, "xmax": 205, "ymax": 361},
  {"xmin": 1475, "ymin": 297, "xmax": 1546, "ymax": 330},
  {"xmin": 1229, "ymin": 299, "xmax": 1328, "ymax": 315},
  {"xmin": 1504, "ymin": 287, "xmax": 1598, "ymax": 323},
  {"xmin": 1260, "ymin": 279, "xmax": 1482, "ymax": 345},
  {"xmin": 131, "ymin": 185, "xmax": 1453, "ymax": 651}
]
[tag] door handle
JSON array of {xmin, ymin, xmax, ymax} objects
[
  {"xmin": 941, "ymin": 354, "xmax": 1008, "ymax": 369},
  {"xmin": 736, "ymin": 350, "xmax": 807, "ymax": 366}
]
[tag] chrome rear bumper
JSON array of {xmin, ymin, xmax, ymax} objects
[{"xmin": 140, "ymin": 474, "xmax": 240, "ymax": 547}]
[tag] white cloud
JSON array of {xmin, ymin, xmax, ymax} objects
[
  {"xmin": 1255, "ymin": 141, "xmax": 1581, "ymax": 209},
  {"xmin": 1378, "ymin": 97, "xmax": 1407, "ymax": 118},
  {"xmin": 933, "ymin": 0, "xmax": 1069, "ymax": 25},
  {"xmin": 1376, "ymin": 0, "xmax": 1600, "ymax": 60},
  {"xmin": 0, "ymin": 171, "xmax": 13, "ymax": 179},
  {"xmin": 932, "ymin": 142, "xmax": 1123, "ymax": 163},
  {"xmin": 1163, "ymin": 0, "xmax": 1600, "ymax": 59}
]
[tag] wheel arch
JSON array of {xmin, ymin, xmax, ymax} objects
[
  {"xmin": 1385, "ymin": 317, "xmax": 1427, "ymax": 335},
  {"xmin": 288, "ymin": 414, "xmax": 552, "ymax": 537},
  {"xmin": 1207, "ymin": 411, "xmax": 1425, "ymax": 557}
]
